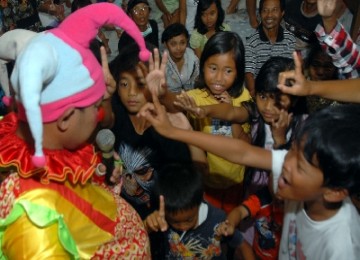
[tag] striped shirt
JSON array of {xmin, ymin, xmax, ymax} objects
[
  {"xmin": 315, "ymin": 22, "xmax": 360, "ymax": 79},
  {"xmin": 245, "ymin": 25, "xmax": 296, "ymax": 77}
]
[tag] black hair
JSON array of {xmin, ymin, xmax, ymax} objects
[
  {"xmin": 305, "ymin": 42, "xmax": 338, "ymax": 80},
  {"xmin": 194, "ymin": 0, "xmax": 225, "ymax": 34},
  {"xmin": 196, "ymin": 31, "xmax": 245, "ymax": 98},
  {"xmin": 161, "ymin": 23, "xmax": 189, "ymax": 43},
  {"xmin": 259, "ymin": 0, "xmax": 285, "ymax": 12},
  {"xmin": 71, "ymin": 0, "xmax": 92, "ymax": 13},
  {"xmin": 109, "ymin": 41, "xmax": 156, "ymax": 87},
  {"xmin": 155, "ymin": 163, "xmax": 204, "ymax": 214},
  {"xmin": 295, "ymin": 104, "xmax": 360, "ymax": 196}
]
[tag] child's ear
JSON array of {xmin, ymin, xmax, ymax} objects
[
  {"xmin": 57, "ymin": 107, "xmax": 76, "ymax": 131},
  {"xmin": 323, "ymin": 188, "xmax": 349, "ymax": 203}
]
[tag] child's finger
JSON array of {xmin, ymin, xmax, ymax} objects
[
  {"xmin": 158, "ymin": 195, "xmax": 168, "ymax": 231},
  {"xmin": 148, "ymin": 52, "xmax": 154, "ymax": 71},
  {"xmin": 153, "ymin": 48, "xmax": 160, "ymax": 69},
  {"xmin": 160, "ymin": 51, "xmax": 168, "ymax": 72},
  {"xmin": 293, "ymin": 51, "xmax": 303, "ymax": 75}
]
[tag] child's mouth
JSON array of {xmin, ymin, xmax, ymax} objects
[{"xmin": 278, "ymin": 174, "xmax": 290, "ymax": 190}]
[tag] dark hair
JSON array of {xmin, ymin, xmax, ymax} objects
[
  {"xmin": 305, "ymin": 42, "xmax": 338, "ymax": 80},
  {"xmin": 71, "ymin": 0, "xmax": 92, "ymax": 13},
  {"xmin": 127, "ymin": 0, "xmax": 149, "ymax": 13},
  {"xmin": 255, "ymin": 56, "xmax": 294, "ymax": 101},
  {"xmin": 196, "ymin": 31, "xmax": 245, "ymax": 98},
  {"xmin": 296, "ymin": 104, "xmax": 360, "ymax": 196},
  {"xmin": 161, "ymin": 23, "xmax": 189, "ymax": 43},
  {"xmin": 194, "ymin": 0, "xmax": 225, "ymax": 34},
  {"xmin": 259, "ymin": 0, "xmax": 285, "ymax": 12},
  {"xmin": 109, "ymin": 41, "xmax": 155, "ymax": 87},
  {"xmin": 155, "ymin": 163, "xmax": 204, "ymax": 214}
]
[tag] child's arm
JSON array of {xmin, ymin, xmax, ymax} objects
[
  {"xmin": 216, "ymin": 205, "xmax": 250, "ymax": 237},
  {"xmin": 278, "ymin": 52, "xmax": 360, "ymax": 103},
  {"xmin": 138, "ymin": 94, "xmax": 272, "ymax": 170},
  {"xmin": 174, "ymin": 91, "xmax": 250, "ymax": 123},
  {"xmin": 143, "ymin": 195, "xmax": 168, "ymax": 233}
]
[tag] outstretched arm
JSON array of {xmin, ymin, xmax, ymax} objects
[
  {"xmin": 138, "ymin": 94, "xmax": 272, "ymax": 170},
  {"xmin": 174, "ymin": 91, "xmax": 250, "ymax": 123},
  {"xmin": 278, "ymin": 52, "xmax": 360, "ymax": 103}
]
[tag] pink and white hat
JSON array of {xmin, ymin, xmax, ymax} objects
[{"xmin": 7, "ymin": 3, "xmax": 150, "ymax": 167}]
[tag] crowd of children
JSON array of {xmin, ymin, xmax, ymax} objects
[{"xmin": 0, "ymin": 0, "xmax": 359, "ymax": 259}]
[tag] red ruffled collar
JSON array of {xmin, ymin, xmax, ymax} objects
[{"xmin": 0, "ymin": 113, "xmax": 100, "ymax": 185}]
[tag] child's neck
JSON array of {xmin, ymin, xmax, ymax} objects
[
  {"xmin": 129, "ymin": 113, "xmax": 150, "ymax": 135},
  {"xmin": 304, "ymin": 198, "xmax": 342, "ymax": 221}
]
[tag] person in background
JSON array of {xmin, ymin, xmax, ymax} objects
[
  {"xmin": 226, "ymin": 0, "xmax": 258, "ymax": 28},
  {"xmin": 189, "ymin": 0, "xmax": 230, "ymax": 58},
  {"xmin": 314, "ymin": 0, "xmax": 359, "ymax": 79},
  {"xmin": 245, "ymin": 0, "xmax": 295, "ymax": 97},
  {"xmin": 154, "ymin": 0, "xmax": 179, "ymax": 28},
  {"xmin": 162, "ymin": 23, "xmax": 199, "ymax": 93},
  {"xmin": 118, "ymin": 0, "xmax": 159, "ymax": 50},
  {"xmin": 179, "ymin": 0, "xmax": 198, "ymax": 34}
]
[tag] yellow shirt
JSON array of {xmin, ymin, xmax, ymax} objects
[{"xmin": 187, "ymin": 88, "xmax": 252, "ymax": 188}]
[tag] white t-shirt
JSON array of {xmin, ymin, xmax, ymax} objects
[{"xmin": 271, "ymin": 150, "xmax": 360, "ymax": 260}]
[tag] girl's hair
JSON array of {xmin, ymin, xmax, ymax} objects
[
  {"xmin": 255, "ymin": 56, "xmax": 295, "ymax": 106},
  {"xmin": 296, "ymin": 104, "xmax": 360, "ymax": 196},
  {"xmin": 194, "ymin": 0, "xmax": 225, "ymax": 34},
  {"xmin": 196, "ymin": 31, "xmax": 245, "ymax": 98},
  {"xmin": 161, "ymin": 23, "xmax": 189, "ymax": 43},
  {"xmin": 155, "ymin": 163, "xmax": 204, "ymax": 214}
]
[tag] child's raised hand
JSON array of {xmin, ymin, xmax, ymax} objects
[
  {"xmin": 174, "ymin": 91, "xmax": 207, "ymax": 118},
  {"xmin": 271, "ymin": 109, "xmax": 292, "ymax": 148},
  {"xmin": 214, "ymin": 91, "xmax": 231, "ymax": 104},
  {"xmin": 146, "ymin": 49, "xmax": 168, "ymax": 97},
  {"xmin": 278, "ymin": 52, "xmax": 311, "ymax": 97},
  {"xmin": 144, "ymin": 195, "xmax": 168, "ymax": 232},
  {"xmin": 216, "ymin": 220, "xmax": 235, "ymax": 237},
  {"xmin": 101, "ymin": 46, "xmax": 117, "ymax": 100}
]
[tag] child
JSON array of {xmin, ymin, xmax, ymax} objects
[
  {"xmin": 189, "ymin": 0, "xmax": 231, "ymax": 58},
  {"xmin": 278, "ymin": 51, "xmax": 360, "ymax": 103},
  {"xmin": 150, "ymin": 31, "xmax": 252, "ymax": 214},
  {"xmin": 175, "ymin": 57, "xmax": 307, "ymax": 258},
  {"xmin": 139, "ymin": 95, "xmax": 360, "ymax": 259},
  {"xmin": 162, "ymin": 23, "xmax": 199, "ymax": 93},
  {"xmin": 305, "ymin": 43, "xmax": 339, "ymax": 113},
  {"xmin": 118, "ymin": 0, "xmax": 159, "ymax": 50},
  {"xmin": 0, "ymin": 3, "xmax": 152, "ymax": 258},
  {"xmin": 144, "ymin": 162, "xmax": 255, "ymax": 259}
]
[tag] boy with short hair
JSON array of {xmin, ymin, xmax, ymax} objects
[
  {"xmin": 144, "ymin": 162, "xmax": 255, "ymax": 259},
  {"xmin": 140, "ymin": 92, "xmax": 360, "ymax": 259}
]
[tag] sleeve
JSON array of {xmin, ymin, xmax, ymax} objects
[
  {"xmin": 189, "ymin": 30, "xmax": 203, "ymax": 49},
  {"xmin": 315, "ymin": 22, "xmax": 360, "ymax": 79},
  {"xmin": 271, "ymin": 149, "xmax": 288, "ymax": 194},
  {"xmin": 242, "ymin": 194, "xmax": 262, "ymax": 218}
]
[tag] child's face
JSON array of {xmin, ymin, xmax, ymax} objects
[
  {"xmin": 166, "ymin": 206, "xmax": 199, "ymax": 232},
  {"xmin": 277, "ymin": 143, "xmax": 325, "ymax": 201},
  {"xmin": 256, "ymin": 92, "xmax": 291, "ymax": 124},
  {"xmin": 203, "ymin": 51, "xmax": 236, "ymax": 96},
  {"xmin": 201, "ymin": 2, "xmax": 218, "ymax": 30},
  {"xmin": 165, "ymin": 34, "xmax": 188, "ymax": 61},
  {"xmin": 117, "ymin": 67, "xmax": 147, "ymax": 114},
  {"xmin": 309, "ymin": 53, "xmax": 337, "ymax": 81},
  {"xmin": 130, "ymin": 3, "xmax": 150, "ymax": 29}
]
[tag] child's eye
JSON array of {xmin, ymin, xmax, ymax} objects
[
  {"xmin": 208, "ymin": 65, "xmax": 217, "ymax": 71},
  {"xmin": 225, "ymin": 69, "xmax": 232, "ymax": 74},
  {"xmin": 119, "ymin": 80, "xmax": 128, "ymax": 88}
]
